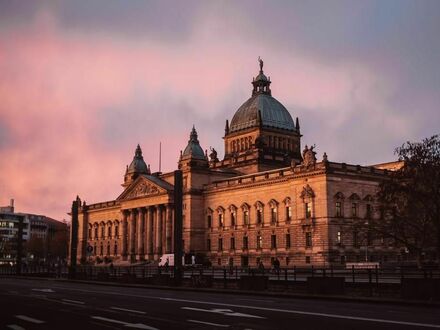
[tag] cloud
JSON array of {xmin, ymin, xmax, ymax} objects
[{"xmin": 0, "ymin": 2, "xmax": 439, "ymax": 220}]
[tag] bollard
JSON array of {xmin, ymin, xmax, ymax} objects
[{"xmin": 368, "ymin": 269, "xmax": 373, "ymax": 296}]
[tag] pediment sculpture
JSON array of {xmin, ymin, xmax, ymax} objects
[
  {"xmin": 126, "ymin": 181, "xmax": 160, "ymax": 199},
  {"xmin": 302, "ymin": 144, "xmax": 317, "ymax": 169}
]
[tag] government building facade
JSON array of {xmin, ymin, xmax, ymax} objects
[{"xmin": 74, "ymin": 61, "xmax": 401, "ymax": 267}]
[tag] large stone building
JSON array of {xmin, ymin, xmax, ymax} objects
[{"xmin": 74, "ymin": 61, "xmax": 401, "ymax": 267}]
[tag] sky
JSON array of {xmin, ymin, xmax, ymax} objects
[{"xmin": 0, "ymin": 0, "xmax": 439, "ymax": 221}]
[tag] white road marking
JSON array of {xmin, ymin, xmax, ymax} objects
[
  {"xmin": 91, "ymin": 316, "xmax": 159, "ymax": 329},
  {"xmin": 182, "ymin": 307, "xmax": 265, "ymax": 319},
  {"xmin": 15, "ymin": 315, "xmax": 45, "ymax": 324},
  {"xmin": 110, "ymin": 307, "xmax": 146, "ymax": 314},
  {"xmin": 62, "ymin": 299, "xmax": 85, "ymax": 304},
  {"xmin": 50, "ymin": 285, "xmax": 440, "ymax": 329},
  {"xmin": 7, "ymin": 325, "xmax": 25, "ymax": 330},
  {"xmin": 187, "ymin": 319, "xmax": 230, "ymax": 327},
  {"xmin": 163, "ymin": 298, "xmax": 440, "ymax": 328},
  {"xmin": 31, "ymin": 288, "xmax": 55, "ymax": 293}
]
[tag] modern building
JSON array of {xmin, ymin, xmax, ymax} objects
[
  {"xmin": 74, "ymin": 61, "xmax": 402, "ymax": 267},
  {"xmin": 0, "ymin": 200, "xmax": 29, "ymax": 265},
  {"xmin": 0, "ymin": 199, "xmax": 68, "ymax": 264}
]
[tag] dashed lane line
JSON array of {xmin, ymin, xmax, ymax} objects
[
  {"xmin": 162, "ymin": 297, "xmax": 440, "ymax": 329},
  {"xmin": 14, "ymin": 315, "xmax": 45, "ymax": 324},
  {"xmin": 110, "ymin": 307, "xmax": 146, "ymax": 314},
  {"xmin": 187, "ymin": 319, "xmax": 230, "ymax": 327},
  {"xmin": 62, "ymin": 299, "xmax": 85, "ymax": 305},
  {"xmin": 7, "ymin": 325, "xmax": 25, "ymax": 330}
]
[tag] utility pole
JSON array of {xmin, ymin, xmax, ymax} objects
[{"xmin": 173, "ymin": 170, "xmax": 183, "ymax": 284}]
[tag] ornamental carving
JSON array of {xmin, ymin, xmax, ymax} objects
[
  {"xmin": 127, "ymin": 181, "xmax": 160, "ymax": 198},
  {"xmin": 300, "ymin": 184, "xmax": 315, "ymax": 199}
]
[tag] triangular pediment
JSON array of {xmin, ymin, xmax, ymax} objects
[{"xmin": 117, "ymin": 175, "xmax": 173, "ymax": 201}]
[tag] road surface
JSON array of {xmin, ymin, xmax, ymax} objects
[{"xmin": 0, "ymin": 278, "xmax": 438, "ymax": 329}]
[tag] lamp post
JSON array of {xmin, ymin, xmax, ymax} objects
[{"xmin": 364, "ymin": 220, "xmax": 369, "ymax": 262}]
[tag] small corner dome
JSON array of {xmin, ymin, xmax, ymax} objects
[
  {"xmin": 127, "ymin": 144, "xmax": 148, "ymax": 174},
  {"xmin": 182, "ymin": 126, "xmax": 206, "ymax": 160},
  {"xmin": 229, "ymin": 94, "xmax": 295, "ymax": 133}
]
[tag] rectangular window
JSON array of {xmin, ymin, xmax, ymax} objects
[
  {"xmin": 108, "ymin": 227, "xmax": 112, "ymax": 238},
  {"xmin": 207, "ymin": 239, "xmax": 211, "ymax": 251},
  {"xmin": 305, "ymin": 256, "xmax": 311, "ymax": 264},
  {"xmin": 230, "ymin": 237, "xmax": 235, "ymax": 250},
  {"xmin": 94, "ymin": 228, "xmax": 98, "ymax": 239},
  {"xmin": 271, "ymin": 234, "xmax": 277, "ymax": 249},
  {"xmin": 286, "ymin": 206, "xmax": 292, "ymax": 221},
  {"xmin": 305, "ymin": 232, "xmax": 312, "ymax": 248},
  {"xmin": 257, "ymin": 235, "xmax": 263, "ymax": 249},
  {"xmin": 337, "ymin": 231, "xmax": 342, "ymax": 244},
  {"xmin": 305, "ymin": 203, "xmax": 312, "ymax": 219},
  {"xmin": 115, "ymin": 226, "xmax": 119, "ymax": 238},
  {"xmin": 335, "ymin": 202, "xmax": 342, "ymax": 217},
  {"xmin": 353, "ymin": 230, "xmax": 359, "ymax": 248},
  {"xmin": 352, "ymin": 203, "xmax": 357, "ymax": 217},
  {"xmin": 207, "ymin": 215, "xmax": 212, "ymax": 228},
  {"xmin": 243, "ymin": 236, "xmax": 248, "ymax": 249},
  {"xmin": 218, "ymin": 238, "xmax": 223, "ymax": 251},
  {"xmin": 286, "ymin": 233, "xmax": 291, "ymax": 248}
]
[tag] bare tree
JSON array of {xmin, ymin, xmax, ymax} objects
[{"xmin": 374, "ymin": 135, "xmax": 440, "ymax": 265}]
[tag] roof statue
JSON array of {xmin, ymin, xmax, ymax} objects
[
  {"xmin": 209, "ymin": 147, "xmax": 219, "ymax": 162},
  {"xmin": 258, "ymin": 56, "xmax": 264, "ymax": 72},
  {"xmin": 302, "ymin": 144, "xmax": 317, "ymax": 169}
]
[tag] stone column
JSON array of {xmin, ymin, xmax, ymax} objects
[
  {"xmin": 154, "ymin": 206, "xmax": 162, "ymax": 257},
  {"xmin": 128, "ymin": 209, "xmax": 136, "ymax": 262},
  {"xmin": 147, "ymin": 206, "xmax": 154, "ymax": 258},
  {"xmin": 137, "ymin": 207, "xmax": 145, "ymax": 260},
  {"xmin": 159, "ymin": 205, "xmax": 164, "ymax": 255},
  {"xmin": 165, "ymin": 204, "xmax": 173, "ymax": 253},
  {"xmin": 121, "ymin": 211, "xmax": 128, "ymax": 260}
]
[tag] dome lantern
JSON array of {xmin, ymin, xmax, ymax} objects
[{"xmin": 252, "ymin": 57, "xmax": 271, "ymax": 96}]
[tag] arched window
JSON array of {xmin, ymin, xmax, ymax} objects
[
  {"xmin": 88, "ymin": 225, "xmax": 92, "ymax": 239},
  {"xmin": 107, "ymin": 222, "xmax": 112, "ymax": 238},
  {"xmin": 206, "ymin": 208, "xmax": 213, "ymax": 228},
  {"xmin": 301, "ymin": 185, "xmax": 315, "ymax": 219},
  {"xmin": 283, "ymin": 197, "xmax": 292, "ymax": 222},
  {"xmin": 241, "ymin": 203, "xmax": 250, "ymax": 226},
  {"xmin": 107, "ymin": 243, "xmax": 110, "ymax": 256},
  {"xmin": 269, "ymin": 199, "xmax": 278, "ymax": 224},
  {"xmin": 229, "ymin": 205, "xmax": 237, "ymax": 227},
  {"xmin": 349, "ymin": 193, "xmax": 361, "ymax": 218},
  {"xmin": 254, "ymin": 201, "xmax": 264, "ymax": 225},
  {"xmin": 94, "ymin": 225, "xmax": 98, "ymax": 240},
  {"xmin": 114, "ymin": 243, "xmax": 118, "ymax": 255},
  {"xmin": 334, "ymin": 192, "xmax": 345, "ymax": 218},
  {"xmin": 100, "ymin": 223, "xmax": 105, "ymax": 238},
  {"xmin": 114, "ymin": 220, "xmax": 119, "ymax": 238},
  {"xmin": 217, "ymin": 207, "xmax": 225, "ymax": 228}
]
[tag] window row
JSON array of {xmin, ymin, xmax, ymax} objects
[
  {"xmin": 88, "ymin": 221, "xmax": 120, "ymax": 240},
  {"xmin": 334, "ymin": 192, "xmax": 374, "ymax": 219},
  {"xmin": 207, "ymin": 232, "xmax": 313, "ymax": 251},
  {"xmin": 207, "ymin": 199, "xmax": 295, "ymax": 229}
]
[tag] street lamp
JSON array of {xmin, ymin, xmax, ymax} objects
[{"xmin": 364, "ymin": 220, "xmax": 369, "ymax": 262}]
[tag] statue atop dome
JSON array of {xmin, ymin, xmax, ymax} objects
[{"xmin": 258, "ymin": 56, "xmax": 264, "ymax": 72}]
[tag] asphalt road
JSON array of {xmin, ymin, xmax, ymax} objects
[{"xmin": 0, "ymin": 278, "xmax": 438, "ymax": 330}]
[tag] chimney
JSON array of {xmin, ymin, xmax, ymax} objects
[{"xmin": 10, "ymin": 198, "xmax": 14, "ymax": 212}]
